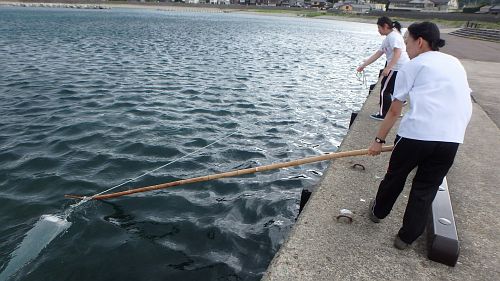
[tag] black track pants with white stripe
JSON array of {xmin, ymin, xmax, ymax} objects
[
  {"xmin": 379, "ymin": 70, "xmax": 397, "ymax": 117},
  {"xmin": 372, "ymin": 136, "xmax": 459, "ymax": 244}
]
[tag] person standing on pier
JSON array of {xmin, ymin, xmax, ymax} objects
[
  {"xmin": 367, "ymin": 22, "xmax": 472, "ymax": 250},
  {"xmin": 357, "ymin": 16, "xmax": 409, "ymax": 121}
]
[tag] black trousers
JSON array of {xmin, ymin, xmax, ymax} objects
[
  {"xmin": 378, "ymin": 70, "xmax": 397, "ymax": 117},
  {"xmin": 372, "ymin": 136, "xmax": 459, "ymax": 244}
]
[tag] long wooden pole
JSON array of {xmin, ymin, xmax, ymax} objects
[{"xmin": 65, "ymin": 146, "xmax": 393, "ymax": 200}]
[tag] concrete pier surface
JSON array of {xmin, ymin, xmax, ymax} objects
[{"xmin": 263, "ymin": 35, "xmax": 500, "ymax": 280}]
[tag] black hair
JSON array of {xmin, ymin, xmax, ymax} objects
[
  {"xmin": 407, "ymin": 22, "xmax": 446, "ymax": 51},
  {"xmin": 376, "ymin": 16, "xmax": 402, "ymax": 33}
]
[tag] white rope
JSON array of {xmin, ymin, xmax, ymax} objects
[
  {"xmin": 80, "ymin": 104, "xmax": 293, "ymax": 200},
  {"xmin": 90, "ymin": 130, "xmax": 241, "ymax": 198},
  {"xmin": 356, "ymin": 70, "xmax": 368, "ymax": 89}
]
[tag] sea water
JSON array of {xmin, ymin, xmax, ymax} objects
[{"xmin": 0, "ymin": 6, "xmax": 382, "ymax": 280}]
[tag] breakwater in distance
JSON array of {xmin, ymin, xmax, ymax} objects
[
  {"xmin": 0, "ymin": 6, "xmax": 383, "ymax": 281},
  {"xmin": 0, "ymin": 2, "xmax": 109, "ymax": 9},
  {"xmin": 0, "ymin": 1, "xmax": 233, "ymax": 12}
]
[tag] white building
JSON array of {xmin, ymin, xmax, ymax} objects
[{"xmin": 389, "ymin": 0, "xmax": 459, "ymax": 12}]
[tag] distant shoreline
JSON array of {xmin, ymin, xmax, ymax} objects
[
  {"xmin": 0, "ymin": 1, "xmax": 381, "ymax": 24},
  {"xmin": 0, "ymin": 0, "xmax": 464, "ymax": 30}
]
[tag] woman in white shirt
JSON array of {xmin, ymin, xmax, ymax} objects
[
  {"xmin": 367, "ymin": 22, "xmax": 472, "ymax": 250},
  {"xmin": 357, "ymin": 17, "xmax": 410, "ymax": 121}
]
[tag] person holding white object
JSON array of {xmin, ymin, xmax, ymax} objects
[{"xmin": 357, "ymin": 16, "xmax": 410, "ymax": 121}]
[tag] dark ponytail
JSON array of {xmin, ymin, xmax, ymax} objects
[
  {"xmin": 408, "ymin": 22, "xmax": 446, "ymax": 51},
  {"xmin": 393, "ymin": 21, "xmax": 402, "ymax": 33},
  {"xmin": 376, "ymin": 17, "xmax": 402, "ymax": 33}
]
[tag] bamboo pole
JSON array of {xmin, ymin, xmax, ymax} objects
[{"xmin": 65, "ymin": 146, "xmax": 393, "ymax": 200}]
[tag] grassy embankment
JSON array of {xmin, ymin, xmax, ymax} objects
[{"xmin": 248, "ymin": 9, "xmax": 500, "ymax": 30}]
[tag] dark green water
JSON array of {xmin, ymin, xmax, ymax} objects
[{"xmin": 0, "ymin": 6, "xmax": 381, "ymax": 281}]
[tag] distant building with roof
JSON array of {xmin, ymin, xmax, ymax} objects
[
  {"xmin": 332, "ymin": 1, "xmax": 374, "ymax": 13},
  {"xmin": 487, "ymin": 5, "xmax": 500, "ymax": 14},
  {"xmin": 476, "ymin": 5, "xmax": 492, "ymax": 13},
  {"xmin": 389, "ymin": 0, "xmax": 459, "ymax": 12}
]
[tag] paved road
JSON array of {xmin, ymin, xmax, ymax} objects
[
  {"xmin": 441, "ymin": 34, "xmax": 500, "ymax": 63},
  {"xmin": 441, "ymin": 34, "xmax": 500, "ymax": 128}
]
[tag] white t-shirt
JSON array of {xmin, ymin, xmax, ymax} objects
[
  {"xmin": 379, "ymin": 31, "xmax": 410, "ymax": 71},
  {"xmin": 393, "ymin": 51, "xmax": 472, "ymax": 143}
]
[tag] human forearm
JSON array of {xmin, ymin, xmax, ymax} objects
[
  {"xmin": 357, "ymin": 51, "xmax": 384, "ymax": 71},
  {"xmin": 385, "ymin": 48, "xmax": 402, "ymax": 72},
  {"xmin": 375, "ymin": 110, "xmax": 399, "ymax": 140},
  {"xmin": 368, "ymin": 100, "xmax": 403, "ymax": 155}
]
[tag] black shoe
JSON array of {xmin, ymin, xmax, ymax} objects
[
  {"xmin": 394, "ymin": 235, "xmax": 410, "ymax": 250},
  {"xmin": 370, "ymin": 114, "xmax": 385, "ymax": 121},
  {"xmin": 368, "ymin": 199, "xmax": 381, "ymax": 223}
]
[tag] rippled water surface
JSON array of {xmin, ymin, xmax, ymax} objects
[{"xmin": 0, "ymin": 6, "xmax": 382, "ymax": 281}]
